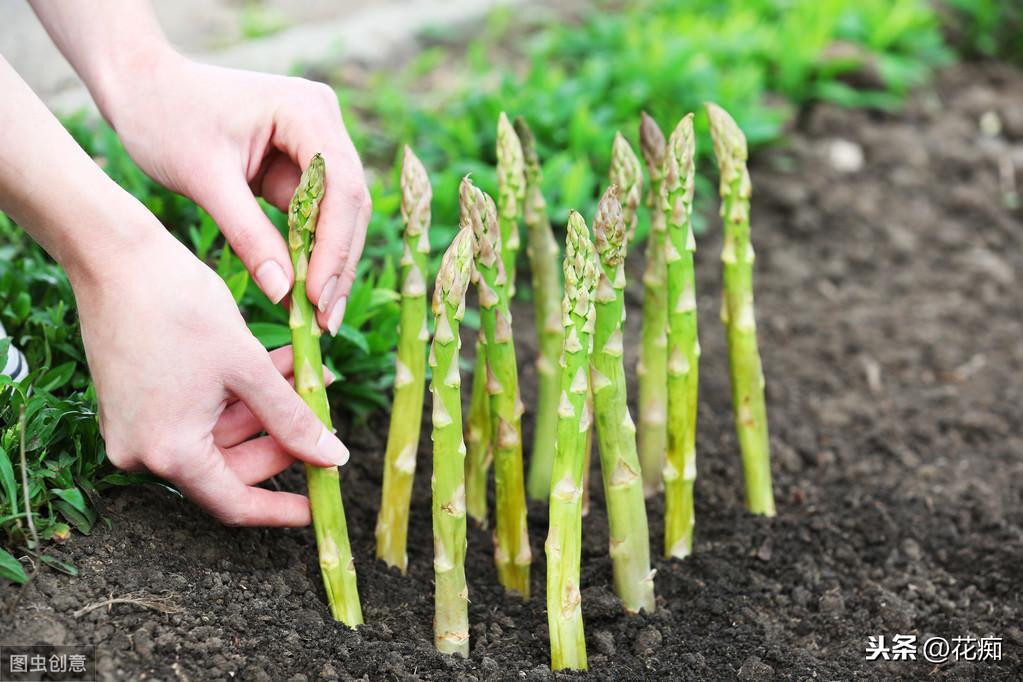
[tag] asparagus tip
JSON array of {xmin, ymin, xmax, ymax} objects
[
  {"xmin": 639, "ymin": 113, "xmax": 667, "ymax": 176},
  {"xmin": 706, "ymin": 103, "xmax": 748, "ymax": 163},
  {"xmin": 593, "ymin": 185, "xmax": 626, "ymax": 267}
]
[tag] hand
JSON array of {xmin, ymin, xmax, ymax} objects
[
  {"xmin": 100, "ymin": 51, "xmax": 370, "ymax": 335},
  {"xmin": 74, "ymin": 215, "xmax": 351, "ymax": 526}
]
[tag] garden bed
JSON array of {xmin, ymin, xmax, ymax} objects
[{"xmin": 3, "ymin": 61, "xmax": 1022, "ymax": 680}]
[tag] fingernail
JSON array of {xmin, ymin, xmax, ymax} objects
[
  {"xmin": 316, "ymin": 425, "xmax": 350, "ymax": 466},
  {"xmin": 255, "ymin": 260, "xmax": 290, "ymax": 304},
  {"xmin": 327, "ymin": 296, "xmax": 347, "ymax": 336},
  {"xmin": 317, "ymin": 275, "xmax": 338, "ymax": 313}
]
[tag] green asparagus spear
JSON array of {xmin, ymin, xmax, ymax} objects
[
  {"xmin": 497, "ymin": 112, "xmax": 526, "ymax": 298},
  {"xmin": 514, "ymin": 117, "xmax": 564, "ymax": 502},
  {"xmin": 464, "ymin": 348, "xmax": 491, "ymax": 526},
  {"xmin": 662, "ymin": 115, "xmax": 700, "ymax": 559},
  {"xmin": 707, "ymin": 103, "xmax": 776, "ymax": 517},
  {"xmin": 288, "ymin": 154, "xmax": 363, "ymax": 626},
  {"xmin": 546, "ymin": 210, "xmax": 598, "ymax": 671},
  {"xmin": 637, "ymin": 114, "xmax": 669, "ymax": 497},
  {"xmin": 462, "ymin": 177, "xmax": 532, "ymax": 596},
  {"xmin": 465, "ymin": 113, "xmax": 526, "ymax": 524},
  {"xmin": 591, "ymin": 185, "xmax": 655, "ymax": 611},
  {"xmin": 610, "ymin": 132, "xmax": 643, "ymax": 238},
  {"xmin": 430, "ymin": 227, "xmax": 476, "ymax": 657},
  {"xmin": 376, "ymin": 146, "xmax": 431, "ymax": 573}
]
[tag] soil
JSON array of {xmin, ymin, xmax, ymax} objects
[{"xmin": 3, "ymin": 62, "xmax": 1023, "ymax": 681}]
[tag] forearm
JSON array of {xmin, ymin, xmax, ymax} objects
[
  {"xmin": 28, "ymin": 0, "xmax": 174, "ymax": 123},
  {"xmin": 0, "ymin": 56, "xmax": 155, "ymax": 288}
]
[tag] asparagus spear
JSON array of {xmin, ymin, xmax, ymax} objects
[
  {"xmin": 497, "ymin": 112, "xmax": 526, "ymax": 298},
  {"xmin": 464, "ymin": 347, "xmax": 491, "ymax": 526},
  {"xmin": 546, "ymin": 210, "xmax": 598, "ymax": 671},
  {"xmin": 430, "ymin": 227, "xmax": 476, "ymax": 657},
  {"xmin": 591, "ymin": 185, "xmax": 656, "ymax": 611},
  {"xmin": 662, "ymin": 115, "xmax": 700, "ymax": 559},
  {"xmin": 707, "ymin": 103, "xmax": 776, "ymax": 517},
  {"xmin": 465, "ymin": 113, "xmax": 527, "ymax": 523},
  {"xmin": 376, "ymin": 146, "xmax": 431, "ymax": 573},
  {"xmin": 288, "ymin": 154, "xmax": 363, "ymax": 626},
  {"xmin": 464, "ymin": 348, "xmax": 491, "ymax": 526},
  {"xmin": 590, "ymin": 132, "xmax": 641, "ymax": 514},
  {"xmin": 610, "ymin": 132, "xmax": 643, "ymax": 238},
  {"xmin": 637, "ymin": 114, "xmax": 669, "ymax": 497},
  {"xmin": 514, "ymin": 117, "xmax": 564, "ymax": 502},
  {"xmin": 462, "ymin": 177, "xmax": 532, "ymax": 596}
]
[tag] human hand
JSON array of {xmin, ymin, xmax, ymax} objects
[
  {"xmin": 99, "ymin": 51, "xmax": 370, "ymax": 335},
  {"xmin": 74, "ymin": 215, "xmax": 350, "ymax": 526}
]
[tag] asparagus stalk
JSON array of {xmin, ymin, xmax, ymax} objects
[
  {"xmin": 288, "ymin": 154, "xmax": 363, "ymax": 626},
  {"xmin": 514, "ymin": 117, "xmax": 564, "ymax": 501},
  {"xmin": 376, "ymin": 146, "xmax": 431, "ymax": 573},
  {"xmin": 636, "ymin": 115, "xmax": 670, "ymax": 497},
  {"xmin": 707, "ymin": 103, "xmax": 776, "ymax": 517},
  {"xmin": 430, "ymin": 227, "xmax": 476, "ymax": 657},
  {"xmin": 591, "ymin": 185, "xmax": 656, "ymax": 612},
  {"xmin": 662, "ymin": 115, "xmax": 701, "ymax": 559},
  {"xmin": 590, "ymin": 133, "xmax": 642, "ymax": 513},
  {"xmin": 610, "ymin": 132, "xmax": 643, "ymax": 238},
  {"xmin": 462, "ymin": 177, "xmax": 532, "ymax": 596},
  {"xmin": 497, "ymin": 112, "xmax": 527, "ymax": 298},
  {"xmin": 464, "ymin": 348, "xmax": 491, "ymax": 526},
  {"xmin": 465, "ymin": 113, "xmax": 526, "ymax": 523},
  {"xmin": 546, "ymin": 210, "xmax": 598, "ymax": 671}
]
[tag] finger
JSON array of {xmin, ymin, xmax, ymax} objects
[
  {"xmin": 215, "ymin": 363, "xmax": 336, "ymax": 447},
  {"xmin": 335, "ymin": 197, "xmax": 371, "ymax": 306},
  {"xmin": 271, "ymin": 85, "xmax": 370, "ymax": 329},
  {"xmin": 224, "ymin": 436, "xmax": 298, "ymax": 485},
  {"xmin": 228, "ymin": 345, "xmax": 350, "ymax": 468},
  {"xmin": 171, "ymin": 440, "xmax": 311, "ymax": 527},
  {"xmin": 256, "ymin": 151, "xmax": 302, "ymax": 212},
  {"xmin": 309, "ymin": 149, "xmax": 370, "ymax": 336},
  {"xmin": 199, "ymin": 162, "xmax": 294, "ymax": 304}
]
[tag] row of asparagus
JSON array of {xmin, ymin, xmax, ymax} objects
[{"xmin": 286, "ymin": 103, "xmax": 775, "ymax": 670}]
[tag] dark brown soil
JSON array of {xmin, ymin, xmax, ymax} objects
[{"xmin": 4, "ymin": 63, "xmax": 1023, "ymax": 681}]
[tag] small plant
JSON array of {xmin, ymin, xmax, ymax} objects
[
  {"xmin": 590, "ymin": 185, "xmax": 655, "ymax": 612},
  {"xmin": 462, "ymin": 177, "xmax": 532, "ymax": 597},
  {"xmin": 637, "ymin": 114, "xmax": 670, "ymax": 498},
  {"xmin": 429, "ymin": 227, "xmax": 476, "ymax": 657},
  {"xmin": 707, "ymin": 104, "xmax": 776, "ymax": 517},
  {"xmin": 288, "ymin": 154, "xmax": 363, "ymax": 626},
  {"xmin": 515, "ymin": 117, "xmax": 564, "ymax": 502},
  {"xmin": 662, "ymin": 115, "xmax": 701, "ymax": 559},
  {"xmin": 545, "ymin": 210, "xmax": 598, "ymax": 672},
  {"xmin": 376, "ymin": 146, "xmax": 431, "ymax": 574}
]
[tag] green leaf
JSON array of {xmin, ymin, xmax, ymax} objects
[
  {"xmin": 53, "ymin": 487, "xmax": 87, "ymax": 514},
  {"xmin": 0, "ymin": 445, "xmax": 16, "ymax": 517},
  {"xmin": 39, "ymin": 553, "xmax": 78, "ymax": 576},
  {"xmin": 226, "ymin": 270, "xmax": 250, "ymax": 303},
  {"xmin": 248, "ymin": 322, "xmax": 291, "ymax": 349},
  {"xmin": 53, "ymin": 500, "xmax": 93, "ymax": 534},
  {"xmin": 0, "ymin": 547, "xmax": 27, "ymax": 584},
  {"xmin": 37, "ymin": 362, "xmax": 77, "ymax": 392},
  {"xmin": 337, "ymin": 325, "xmax": 370, "ymax": 354}
]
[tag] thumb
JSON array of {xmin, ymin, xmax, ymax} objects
[
  {"xmin": 200, "ymin": 168, "xmax": 294, "ymax": 304},
  {"xmin": 228, "ymin": 346, "xmax": 350, "ymax": 468}
]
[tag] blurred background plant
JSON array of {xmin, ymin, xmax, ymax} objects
[{"xmin": 0, "ymin": 0, "xmax": 1009, "ymax": 565}]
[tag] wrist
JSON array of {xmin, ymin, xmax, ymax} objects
[
  {"xmin": 59, "ymin": 185, "xmax": 167, "ymax": 294},
  {"xmin": 86, "ymin": 39, "xmax": 183, "ymax": 128}
]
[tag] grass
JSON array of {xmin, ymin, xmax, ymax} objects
[{"xmin": 0, "ymin": 0, "xmax": 969, "ymax": 572}]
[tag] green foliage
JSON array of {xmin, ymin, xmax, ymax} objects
[
  {"xmin": 943, "ymin": 0, "xmax": 1023, "ymax": 63},
  {"xmin": 342, "ymin": 0, "xmax": 949, "ymax": 247}
]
